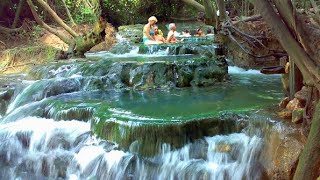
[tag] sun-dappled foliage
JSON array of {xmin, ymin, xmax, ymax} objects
[{"xmin": 0, "ymin": 0, "xmax": 201, "ymax": 28}]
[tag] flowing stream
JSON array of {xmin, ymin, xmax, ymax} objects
[{"xmin": 0, "ymin": 42, "xmax": 296, "ymax": 180}]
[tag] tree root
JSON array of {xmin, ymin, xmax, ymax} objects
[
  {"xmin": 0, "ymin": 40, "xmax": 7, "ymax": 48},
  {"xmin": 226, "ymin": 29, "xmax": 287, "ymax": 59},
  {"xmin": 224, "ymin": 21, "xmax": 266, "ymax": 48}
]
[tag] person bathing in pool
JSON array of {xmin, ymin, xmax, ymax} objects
[
  {"xmin": 143, "ymin": 16, "xmax": 162, "ymax": 45},
  {"xmin": 166, "ymin": 23, "xmax": 180, "ymax": 43},
  {"xmin": 152, "ymin": 25, "xmax": 167, "ymax": 43}
]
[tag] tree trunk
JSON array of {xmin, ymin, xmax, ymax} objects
[
  {"xmin": 293, "ymin": 101, "xmax": 320, "ymax": 180},
  {"xmin": 289, "ymin": 58, "xmax": 303, "ymax": 99},
  {"xmin": 27, "ymin": 0, "xmax": 72, "ymax": 44},
  {"xmin": 27, "ymin": 0, "xmax": 110, "ymax": 57},
  {"xmin": 253, "ymin": 0, "xmax": 320, "ymax": 178},
  {"xmin": 0, "ymin": 24, "xmax": 25, "ymax": 34},
  {"xmin": 216, "ymin": 0, "xmax": 228, "ymax": 21},
  {"xmin": 181, "ymin": 0, "xmax": 205, "ymax": 11},
  {"xmin": 61, "ymin": 0, "xmax": 76, "ymax": 26},
  {"xmin": 34, "ymin": 0, "xmax": 78, "ymax": 37},
  {"xmin": 252, "ymin": 0, "xmax": 320, "ymax": 90},
  {"xmin": 12, "ymin": 0, "xmax": 25, "ymax": 28},
  {"xmin": 202, "ymin": 0, "xmax": 218, "ymax": 26}
]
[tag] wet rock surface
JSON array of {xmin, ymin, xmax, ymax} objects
[
  {"xmin": 27, "ymin": 44, "xmax": 228, "ymax": 91},
  {"xmin": 261, "ymin": 127, "xmax": 305, "ymax": 180},
  {"xmin": 92, "ymin": 114, "xmax": 249, "ymax": 157}
]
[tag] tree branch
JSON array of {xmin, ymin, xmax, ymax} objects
[
  {"xmin": 34, "ymin": 0, "xmax": 78, "ymax": 37},
  {"xmin": 226, "ymin": 28, "xmax": 285, "ymax": 59},
  {"xmin": 202, "ymin": 0, "xmax": 216, "ymax": 20},
  {"xmin": 12, "ymin": 0, "xmax": 25, "ymax": 28},
  {"xmin": 0, "ymin": 24, "xmax": 25, "ymax": 34},
  {"xmin": 253, "ymin": 0, "xmax": 320, "ymax": 90},
  {"xmin": 27, "ymin": 0, "xmax": 72, "ymax": 44},
  {"xmin": 232, "ymin": 15, "xmax": 262, "ymax": 25},
  {"xmin": 0, "ymin": 40, "xmax": 7, "ymax": 48},
  {"xmin": 224, "ymin": 23, "xmax": 266, "ymax": 48},
  {"xmin": 181, "ymin": 0, "xmax": 205, "ymax": 12},
  {"xmin": 216, "ymin": 0, "xmax": 228, "ymax": 21},
  {"xmin": 61, "ymin": 0, "xmax": 76, "ymax": 26}
]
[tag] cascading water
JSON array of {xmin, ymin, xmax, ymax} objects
[
  {"xmin": 0, "ymin": 42, "xmax": 301, "ymax": 179},
  {"xmin": 0, "ymin": 116, "xmax": 266, "ymax": 179}
]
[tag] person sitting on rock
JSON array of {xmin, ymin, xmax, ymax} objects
[
  {"xmin": 166, "ymin": 23, "xmax": 179, "ymax": 43},
  {"xmin": 143, "ymin": 16, "xmax": 162, "ymax": 45},
  {"xmin": 152, "ymin": 25, "xmax": 166, "ymax": 43}
]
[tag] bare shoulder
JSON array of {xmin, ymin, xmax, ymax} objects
[{"xmin": 143, "ymin": 24, "xmax": 149, "ymax": 31}]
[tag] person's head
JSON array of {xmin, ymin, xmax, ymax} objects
[
  {"xmin": 183, "ymin": 29, "xmax": 189, "ymax": 34},
  {"xmin": 207, "ymin": 28, "xmax": 212, "ymax": 34},
  {"xmin": 148, "ymin": 16, "xmax": 158, "ymax": 25},
  {"xmin": 152, "ymin": 24, "xmax": 159, "ymax": 34},
  {"xmin": 168, "ymin": 23, "xmax": 176, "ymax": 31},
  {"xmin": 197, "ymin": 27, "xmax": 203, "ymax": 34}
]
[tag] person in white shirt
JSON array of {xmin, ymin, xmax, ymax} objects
[{"xmin": 166, "ymin": 23, "xmax": 179, "ymax": 43}]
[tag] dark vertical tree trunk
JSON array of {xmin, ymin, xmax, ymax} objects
[
  {"xmin": 202, "ymin": 0, "xmax": 218, "ymax": 26},
  {"xmin": 12, "ymin": 0, "xmax": 25, "ymax": 28},
  {"xmin": 293, "ymin": 102, "xmax": 320, "ymax": 180},
  {"xmin": 289, "ymin": 59, "xmax": 303, "ymax": 99},
  {"xmin": 216, "ymin": 0, "xmax": 227, "ymax": 21}
]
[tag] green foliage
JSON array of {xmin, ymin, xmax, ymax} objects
[
  {"xmin": 30, "ymin": 25, "xmax": 44, "ymax": 39},
  {"xmin": 64, "ymin": 0, "xmax": 98, "ymax": 24},
  {"xmin": 100, "ymin": 0, "xmax": 198, "ymax": 25}
]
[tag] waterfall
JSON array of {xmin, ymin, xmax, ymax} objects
[
  {"xmin": 0, "ymin": 115, "xmax": 266, "ymax": 180},
  {"xmin": 76, "ymin": 133, "xmax": 265, "ymax": 180},
  {"xmin": 0, "ymin": 117, "xmax": 94, "ymax": 179}
]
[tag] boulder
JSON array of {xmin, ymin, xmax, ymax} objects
[
  {"xmin": 261, "ymin": 127, "xmax": 305, "ymax": 179},
  {"xmin": 286, "ymin": 98, "xmax": 303, "ymax": 111},
  {"xmin": 279, "ymin": 97, "xmax": 290, "ymax": 109},
  {"xmin": 278, "ymin": 110, "xmax": 292, "ymax": 119},
  {"xmin": 292, "ymin": 108, "xmax": 304, "ymax": 123}
]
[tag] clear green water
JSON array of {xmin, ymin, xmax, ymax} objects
[{"xmin": 106, "ymin": 70, "xmax": 283, "ymax": 122}]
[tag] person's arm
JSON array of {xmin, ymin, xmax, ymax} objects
[
  {"xmin": 166, "ymin": 31, "xmax": 173, "ymax": 43},
  {"xmin": 144, "ymin": 25, "xmax": 154, "ymax": 40},
  {"xmin": 160, "ymin": 36, "xmax": 167, "ymax": 43}
]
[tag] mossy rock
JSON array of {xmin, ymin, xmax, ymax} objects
[{"xmin": 92, "ymin": 116, "xmax": 248, "ymax": 157}]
